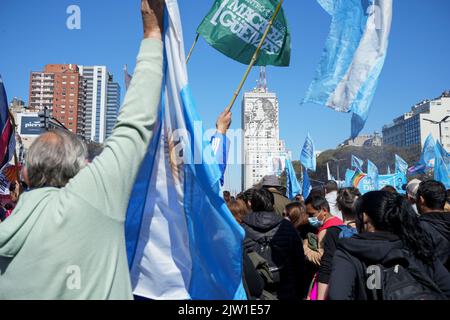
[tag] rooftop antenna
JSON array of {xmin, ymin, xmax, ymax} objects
[{"xmin": 258, "ymin": 66, "xmax": 268, "ymax": 92}]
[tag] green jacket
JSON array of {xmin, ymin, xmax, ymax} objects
[
  {"xmin": 0, "ymin": 39, "xmax": 163, "ymax": 299},
  {"xmin": 268, "ymin": 188, "xmax": 291, "ymax": 216}
]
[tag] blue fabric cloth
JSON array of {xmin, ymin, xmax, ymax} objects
[
  {"xmin": 285, "ymin": 158, "xmax": 301, "ymax": 200},
  {"xmin": 300, "ymin": 133, "xmax": 316, "ymax": 172},
  {"xmin": 304, "ymin": 0, "xmax": 393, "ymax": 138}
]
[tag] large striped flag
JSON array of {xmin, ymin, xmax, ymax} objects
[
  {"xmin": 434, "ymin": 142, "xmax": 450, "ymax": 189},
  {"xmin": 351, "ymin": 155, "xmax": 364, "ymax": 172},
  {"xmin": 300, "ymin": 133, "xmax": 316, "ymax": 172},
  {"xmin": 367, "ymin": 160, "xmax": 379, "ymax": 190},
  {"xmin": 285, "ymin": 157, "xmax": 301, "ymax": 200},
  {"xmin": 0, "ymin": 76, "xmax": 15, "ymax": 170},
  {"xmin": 125, "ymin": 1, "xmax": 245, "ymax": 300},
  {"xmin": 394, "ymin": 154, "xmax": 408, "ymax": 175},
  {"xmin": 304, "ymin": 0, "xmax": 393, "ymax": 138}
]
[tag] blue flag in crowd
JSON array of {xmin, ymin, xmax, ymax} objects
[
  {"xmin": 300, "ymin": 133, "xmax": 316, "ymax": 172},
  {"xmin": 302, "ymin": 167, "xmax": 312, "ymax": 199},
  {"xmin": 285, "ymin": 158, "xmax": 301, "ymax": 200},
  {"xmin": 420, "ymin": 134, "xmax": 436, "ymax": 170},
  {"xmin": 124, "ymin": 1, "xmax": 245, "ymax": 300},
  {"xmin": 304, "ymin": 0, "xmax": 393, "ymax": 138},
  {"xmin": 434, "ymin": 142, "xmax": 450, "ymax": 189},
  {"xmin": 367, "ymin": 160, "xmax": 379, "ymax": 190},
  {"xmin": 0, "ymin": 76, "xmax": 15, "ymax": 170},
  {"xmin": 351, "ymin": 155, "xmax": 364, "ymax": 172},
  {"xmin": 395, "ymin": 154, "xmax": 408, "ymax": 174}
]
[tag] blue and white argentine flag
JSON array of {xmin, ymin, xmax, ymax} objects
[
  {"xmin": 125, "ymin": 0, "xmax": 246, "ymax": 300},
  {"xmin": 304, "ymin": 0, "xmax": 393, "ymax": 138}
]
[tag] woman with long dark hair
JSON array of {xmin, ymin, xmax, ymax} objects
[{"xmin": 327, "ymin": 191, "xmax": 450, "ymax": 300}]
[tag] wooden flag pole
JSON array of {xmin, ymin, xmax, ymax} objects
[
  {"xmin": 185, "ymin": 33, "xmax": 200, "ymax": 64},
  {"xmin": 225, "ymin": 0, "xmax": 284, "ymax": 113}
]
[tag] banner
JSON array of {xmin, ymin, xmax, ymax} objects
[
  {"xmin": 345, "ymin": 169, "xmax": 406, "ymax": 194},
  {"xmin": 197, "ymin": 0, "xmax": 291, "ymax": 66}
]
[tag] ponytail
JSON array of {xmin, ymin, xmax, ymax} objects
[{"xmin": 356, "ymin": 191, "xmax": 435, "ymax": 263}]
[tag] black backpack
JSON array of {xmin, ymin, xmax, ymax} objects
[
  {"xmin": 364, "ymin": 258, "xmax": 447, "ymax": 300},
  {"xmin": 245, "ymin": 226, "xmax": 284, "ymax": 290}
]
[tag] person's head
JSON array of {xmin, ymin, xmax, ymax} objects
[
  {"xmin": 445, "ymin": 190, "xmax": 450, "ymax": 212},
  {"xmin": 406, "ymin": 178, "xmax": 421, "ymax": 204},
  {"xmin": 305, "ymin": 195, "xmax": 331, "ymax": 228},
  {"xmin": 336, "ymin": 187, "xmax": 361, "ymax": 221},
  {"xmin": 24, "ymin": 129, "xmax": 87, "ymax": 189},
  {"xmin": 416, "ymin": 180, "xmax": 447, "ymax": 214},
  {"xmin": 86, "ymin": 141, "xmax": 104, "ymax": 162},
  {"xmin": 283, "ymin": 201, "xmax": 307, "ymax": 229},
  {"xmin": 381, "ymin": 185, "xmax": 398, "ymax": 194},
  {"xmin": 261, "ymin": 175, "xmax": 280, "ymax": 188},
  {"xmin": 309, "ymin": 187, "xmax": 325, "ymax": 198},
  {"xmin": 324, "ymin": 180, "xmax": 338, "ymax": 194},
  {"xmin": 247, "ymin": 188, "xmax": 274, "ymax": 213},
  {"xmin": 4, "ymin": 203, "xmax": 13, "ymax": 211},
  {"xmin": 294, "ymin": 194, "xmax": 304, "ymax": 204},
  {"xmin": 354, "ymin": 191, "xmax": 434, "ymax": 262},
  {"xmin": 9, "ymin": 180, "xmax": 20, "ymax": 203},
  {"xmin": 223, "ymin": 191, "xmax": 231, "ymax": 203},
  {"xmin": 227, "ymin": 199, "xmax": 249, "ymax": 224}
]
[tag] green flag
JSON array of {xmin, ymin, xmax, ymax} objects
[{"xmin": 197, "ymin": 0, "xmax": 291, "ymax": 66}]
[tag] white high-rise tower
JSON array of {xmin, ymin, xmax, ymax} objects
[{"xmin": 241, "ymin": 68, "xmax": 287, "ymax": 190}]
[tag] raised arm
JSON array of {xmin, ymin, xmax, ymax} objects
[{"xmin": 66, "ymin": 0, "xmax": 165, "ymax": 220}]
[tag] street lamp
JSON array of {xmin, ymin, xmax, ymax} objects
[
  {"xmin": 330, "ymin": 157, "xmax": 345, "ymax": 181},
  {"xmin": 423, "ymin": 116, "xmax": 450, "ymax": 145}
]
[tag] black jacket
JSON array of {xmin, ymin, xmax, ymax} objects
[
  {"xmin": 420, "ymin": 212, "xmax": 450, "ymax": 271},
  {"xmin": 241, "ymin": 211, "xmax": 306, "ymax": 300},
  {"xmin": 327, "ymin": 232, "xmax": 450, "ymax": 300}
]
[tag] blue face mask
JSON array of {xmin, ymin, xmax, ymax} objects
[{"xmin": 308, "ymin": 216, "xmax": 324, "ymax": 228}]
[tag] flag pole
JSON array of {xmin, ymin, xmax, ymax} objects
[
  {"xmin": 225, "ymin": 0, "xmax": 284, "ymax": 113},
  {"xmin": 186, "ymin": 33, "xmax": 200, "ymax": 64},
  {"xmin": 7, "ymin": 109, "xmax": 20, "ymax": 183}
]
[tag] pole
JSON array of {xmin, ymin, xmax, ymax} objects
[
  {"xmin": 225, "ymin": 0, "xmax": 284, "ymax": 113},
  {"xmin": 337, "ymin": 162, "xmax": 340, "ymax": 182},
  {"xmin": 439, "ymin": 122, "xmax": 443, "ymax": 145},
  {"xmin": 185, "ymin": 33, "xmax": 200, "ymax": 64},
  {"xmin": 7, "ymin": 109, "xmax": 20, "ymax": 183}
]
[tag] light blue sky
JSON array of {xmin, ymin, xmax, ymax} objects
[{"xmin": 1, "ymin": 0, "xmax": 449, "ymax": 192}]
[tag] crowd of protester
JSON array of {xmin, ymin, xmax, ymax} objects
[{"xmin": 226, "ymin": 176, "xmax": 450, "ymax": 300}]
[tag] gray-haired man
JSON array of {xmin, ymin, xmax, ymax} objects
[{"xmin": 0, "ymin": 0, "xmax": 164, "ymax": 299}]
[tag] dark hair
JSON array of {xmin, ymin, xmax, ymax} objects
[
  {"xmin": 309, "ymin": 188, "xmax": 325, "ymax": 198},
  {"xmin": 381, "ymin": 185, "xmax": 398, "ymax": 194},
  {"xmin": 305, "ymin": 195, "xmax": 330, "ymax": 213},
  {"xmin": 416, "ymin": 180, "xmax": 447, "ymax": 210},
  {"xmin": 9, "ymin": 181, "xmax": 18, "ymax": 192},
  {"xmin": 249, "ymin": 188, "xmax": 274, "ymax": 212},
  {"xmin": 324, "ymin": 180, "xmax": 338, "ymax": 193},
  {"xmin": 337, "ymin": 187, "xmax": 361, "ymax": 220},
  {"xmin": 4, "ymin": 203, "xmax": 13, "ymax": 210},
  {"xmin": 227, "ymin": 199, "xmax": 249, "ymax": 224},
  {"xmin": 354, "ymin": 191, "xmax": 434, "ymax": 263},
  {"xmin": 223, "ymin": 190, "xmax": 231, "ymax": 197},
  {"xmin": 284, "ymin": 202, "xmax": 307, "ymax": 229}
]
